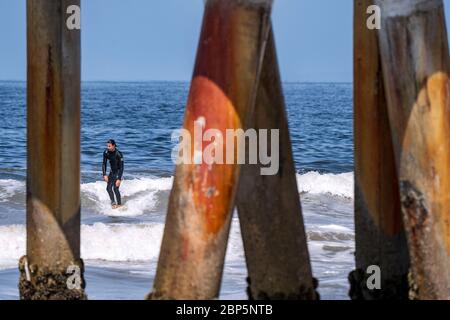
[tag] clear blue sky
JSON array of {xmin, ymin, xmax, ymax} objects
[{"xmin": 0, "ymin": 0, "xmax": 449, "ymax": 82}]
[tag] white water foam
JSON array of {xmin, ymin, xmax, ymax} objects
[
  {"xmin": 0, "ymin": 169, "xmax": 354, "ymax": 239},
  {"xmin": 0, "ymin": 220, "xmax": 246, "ymax": 270},
  {"xmin": 0, "ymin": 179, "xmax": 25, "ymax": 203},
  {"xmin": 296, "ymin": 171, "xmax": 354, "ymax": 198},
  {"xmin": 81, "ymin": 177, "xmax": 173, "ymax": 217},
  {"xmin": 0, "ymin": 224, "xmax": 25, "ymax": 269},
  {"xmin": 81, "ymin": 223, "xmax": 165, "ymax": 261},
  {"xmin": 0, "ymin": 223, "xmax": 164, "ymax": 269},
  {"xmin": 0, "ymin": 172, "xmax": 353, "ymax": 211},
  {"xmin": 307, "ymin": 224, "xmax": 354, "ymax": 242}
]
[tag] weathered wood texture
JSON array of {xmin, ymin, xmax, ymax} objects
[
  {"xmin": 376, "ymin": 0, "xmax": 450, "ymax": 299},
  {"xmin": 236, "ymin": 28, "xmax": 317, "ymax": 300},
  {"xmin": 351, "ymin": 0, "xmax": 410, "ymax": 300},
  {"xmin": 21, "ymin": 0, "xmax": 85, "ymax": 300},
  {"xmin": 150, "ymin": 0, "xmax": 272, "ymax": 299}
]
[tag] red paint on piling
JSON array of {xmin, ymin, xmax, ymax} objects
[{"xmin": 181, "ymin": 1, "xmax": 245, "ymax": 236}]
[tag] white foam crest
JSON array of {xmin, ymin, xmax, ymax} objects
[
  {"xmin": 0, "ymin": 179, "xmax": 25, "ymax": 203},
  {"xmin": 0, "ymin": 225, "xmax": 25, "ymax": 266},
  {"xmin": 296, "ymin": 171, "xmax": 354, "ymax": 198},
  {"xmin": 81, "ymin": 177, "xmax": 173, "ymax": 216},
  {"xmin": 0, "ymin": 223, "xmax": 163, "ymax": 265},
  {"xmin": 307, "ymin": 225, "xmax": 354, "ymax": 242},
  {"xmin": 0, "ymin": 172, "xmax": 354, "ymax": 210},
  {"xmin": 81, "ymin": 223, "xmax": 164, "ymax": 261},
  {"xmin": 0, "ymin": 221, "xmax": 246, "ymax": 269}
]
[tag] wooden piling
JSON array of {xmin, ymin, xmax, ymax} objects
[
  {"xmin": 376, "ymin": 0, "xmax": 450, "ymax": 299},
  {"xmin": 149, "ymin": 0, "xmax": 272, "ymax": 299},
  {"xmin": 350, "ymin": 0, "xmax": 410, "ymax": 300},
  {"xmin": 20, "ymin": 0, "xmax": 85, "ymax": 300},
  {"xmin": 236, "ymin": 28, "xmax": 317, "ymax": 300}
]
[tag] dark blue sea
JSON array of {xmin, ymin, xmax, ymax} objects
[{"xmin": 0, "ymin": 81, "xmax": 354, "ymax": 299}]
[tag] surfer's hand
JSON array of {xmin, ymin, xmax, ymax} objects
[
  {"xmin": 104, "ymin": 175, "xmax": 109, "ymax": 183},
  {"xmin": 116, "ymin": 180, "xmax": 121, "ymax": 187}
]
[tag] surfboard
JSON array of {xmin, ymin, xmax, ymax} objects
[{"xmin": 112, "ymin": 204, "xmax": 126, "ymax": 210}]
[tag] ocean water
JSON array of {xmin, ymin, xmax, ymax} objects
[{"xmin": 0, "ymin": 81, "xmax": 354, "ymax": 300}]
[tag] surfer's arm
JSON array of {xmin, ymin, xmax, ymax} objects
[
  {"xmin": 117, "ymin": 151, "xmax": 124, "ymax": 180},
  {"xmin": 102, "ymin": 150, "xmax": 108, "ymax": 176}
]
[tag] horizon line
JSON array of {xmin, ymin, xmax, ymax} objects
[{"xmin": 0, "ymin": 79, "xmax": 353, "ymax": 84}]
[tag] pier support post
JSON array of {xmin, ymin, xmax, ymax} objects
[
  {"xmin": 149, "ymin": 0, "xmax": 272, "ymax": 299},
  {"xmin": 376, "ymin": 0, "xmax": 450, "ymax": 299},
  {"xmin": 236, "ymin": 28, "xmax": 317, "ymax": 300},
  {"xmin": 20, "ymin": 0, "xmax": 85, "ymax": 300},
  {"xmin": 350, "ymin": 0, "xmax": 410, "ymax": 300}
]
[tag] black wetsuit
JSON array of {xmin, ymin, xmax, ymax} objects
[{"xmin": 102, "ymin": 148, "xmax": 124, "ymax": 205}]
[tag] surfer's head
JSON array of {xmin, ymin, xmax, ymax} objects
[{"xmin": 106, "ymin": 139, "xmax": 116, "ymax": 151}]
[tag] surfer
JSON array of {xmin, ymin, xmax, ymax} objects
[{"xmin": 102, "ymin": 139, "xmax": 124, "ymax": 209}]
